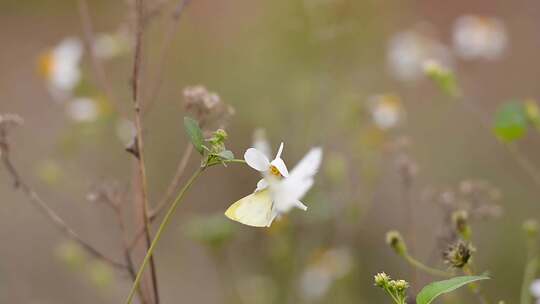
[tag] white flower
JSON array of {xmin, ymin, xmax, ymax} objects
[
  {"xmin": 387, "ymin": 28, "xmax": 452, "ymax": 82},
  {"xmin": 531, "ymin": 279, "xmax": 540, "ymax": 298},
  {"xmin": 225, "ymin": 142, "xmax": 322, "ymax": 227},
  {"xmin": 245, "ymin": 142, "xmax": 322, "ymax": 214},
  {"xmin": 453, "ymin": 15, "xmax": 507, "ymax": 60},
  {"xmin": 66, "ymin": 97, "xmax": 99, "ymax": 123},
  {"xmin": 39, "ymin": 37, "xmax": 83, "ymax": 95},
  {"xmin": 94, "ymin": 30, "xmax": 129, "ymax": 60},
  {"xmin": 300, "ymin": 248, "xmax": 353, "ymax": 300},
  {"xmin": 368, "ymin": 94, "xmax": 403, "ymax": 130},
  {"xmin": 115, "ymin": 118, "xmax": 137, "ymax": 146}
]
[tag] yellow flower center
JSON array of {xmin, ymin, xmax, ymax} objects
[
  {"xmin": 38, "ymin": 51, "xmax": 54, "ymax": 78},
  {"xmin": 270, "ymin": 165, "xmax": 281, "ymax": 177}
]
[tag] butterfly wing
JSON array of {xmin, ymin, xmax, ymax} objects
[{"xmin": 225, "ymin": 189, "xmax": 274, "ymax": 227}]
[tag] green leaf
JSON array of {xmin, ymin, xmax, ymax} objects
[
  {"xmin": 494, "ymin": 102, "xmax": 528, "ymax": 142},
  {"xmin": 184, "ymin": 117, "xmax": 204, "ymax": 154},
  {"xmin": 424, "ymin": 60, "xmax": 460, "ymax": 98},
  {"xmin": 217, "ymin": 150, "xmax": 234, "ymax": 160},
  {"xmin": 416, "ymin": 275, "xmax": 490, "ymax": 304}
]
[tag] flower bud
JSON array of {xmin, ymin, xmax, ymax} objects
[
  {"xmin": 452, "ymin": 210, "xmax": 472, "ymax": 240},
  {"xmin": 374, "ymin": 272, "xmax": 390, "ymax": 288},
  {"xmin": 423, "ymin": 59, "xmax": 460, "ymax": 98},
  {"xmin": 522, "ymin": 219, "xmax": 539, "ymax": 238},
  {"xmin": 386, "ymin": 230, "xmax": 407, "ymax": 256}
]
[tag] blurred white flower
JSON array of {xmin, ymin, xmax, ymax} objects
[
  {"xmin": 115, "ymin": 118, "xmax": 137, "ymax": 147},
  {"xmin": 300, "ymin": 248, "xmax": 353, "ymax": 300},
  {"xmin": 387, "ymin": 28, "xmax": 452, "ymax": 82},
  {"xmin": 531, "ymin": 279, "xmax": 540, "ymax": 299},
  {"xmin": 225, "ymin": 142, "xmax": 322, "ymax": 227},
  {"xmin": 94, "ymin": 30, "xmax": 129, "ymax": 60},
  {"xmin": 368, "ymin": 94, "xmax": 403, "ymax": 130},
  {"xmin": 66, "ymin": 97, "xmax": 99, "ymax": 123},
  {"xmin": 39, "ymin": 37, "xmax": 83, "ymax": 96},
  {"xmin": 453, "ymin": 15, "xmax": 507, "ymax": 60}
]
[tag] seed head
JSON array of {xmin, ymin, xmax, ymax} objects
[{"xmin": 443, "ymin": 240, "xmax": 475, "ymax": 268}]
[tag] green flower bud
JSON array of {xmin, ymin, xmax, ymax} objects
[
  {"xmin": 452, "ymin": 210, "xmax": 471, "ymax": 240},
  {"xmin": 393, "ymin": 279, "xmax": 410, "ymax": 293},
  {"xmin": 386, "ymin": 230, "xmax": 407, "ymax": 256},
  {"xmin": 374, "ymin": 272, "xmax": 390, "ymax": 288},
  {"xmin": 522, "ymin": 219, "xmax": 539, "ymax": 238},
  {"xmin": 423, "ymin": 60, "xmax": 460, "ymax": 98}
]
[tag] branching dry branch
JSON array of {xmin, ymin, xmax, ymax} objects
[{"xmin": 0, "ymin": 115, "xmax": 127, "ymax": 271}]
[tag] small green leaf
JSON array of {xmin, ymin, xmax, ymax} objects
[
  {"xmin": 416, "ymin": 275, "xmax": 490, "ymax": 304},
  {"xmin": 184, "ymin": 117, "xmax": 204, "ymax": 154},
  {"xmin": 494, "ymin": 102, "xmax": 528, "ymax": 142},
  {"xmin": 424, "ymin": 60, "xmax": 460, "ymax": 98},
  {"xmin": 217, "ymin": 150, "xmax": 234, "ymax": 160}
]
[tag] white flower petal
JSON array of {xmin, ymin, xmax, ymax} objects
[
  {"xmin": 270, "ymin": 147, "xmax": 322, "ymax": 213},
  {"xmin": 289, "ymin": 147, "xmax": 322, "ymax": 179},
  {"xmin": 275, "ymin": 142, "xmax": 284, "ymax": 159},
  {"xmin": 531, "ymin": 279, "xmax": 540, "ymax": 298},
  {"xmin": 244, "ymin": 148, "xmax": 270, "ymax": 172},
  {"xmin": 255, "ymin": 179, "xmax": 269, "ymax": 192},
  {"xmin": 294, "ymin": 200, "xmax": 308, "ymax": 211},
  {"xmin": 270, "ymin": 158, "xmax": 289, "ymax": 177}
]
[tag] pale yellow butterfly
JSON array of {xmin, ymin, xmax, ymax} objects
[{"xmin": 224, "ymin": 189, "xmax": 275, "ymax": 227}]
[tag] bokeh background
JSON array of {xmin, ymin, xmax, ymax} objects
[{"xmin": 1, "ymin": 0, "xmax": 540, "ymax": 303}]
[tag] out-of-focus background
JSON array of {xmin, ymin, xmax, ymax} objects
[{"xmin": 2, "ymin": 0, "xmax": 540, "ymax": 303}]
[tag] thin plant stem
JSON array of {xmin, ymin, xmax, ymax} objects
[
  {"xmin": 144, "ymin": 0, "xmax": 191, "ymax": 115},
  {"xmin": 131, "ymin": 0, "xmax": 160, "ymax": 302},
  {"xmin": 0, "ymin": 135, "xmax": 127, "ymax": 271},
  {"xmin": 383, "ymin": 286, "xmax": 401, "ymax": 304},
  {"xmin": 520, "ymin": 235, "xmax": 539, "ymax": 304},
  {"xmin": 124, "ymin": 167, "xmax": 205, "ymax": 304},
  {"xmin": 402, "ymin": 253, "xmax": 451, "ymax": 278},
  {"xmin": 150, "ymin": 144, "xmax": 194, "ymax": 219},
  {"xmin": 76, "ymin": 0, "xmax": 125, "ymax": 117},
  {"xmin": 463, "ymin": 264, "xmax": 488, "ymax": 304},
  {"xmin": 460, "ymin": 97, "xmax": 540, "ymax": 188},
  {"xmin": 126, "ymin": 157, "xmax": 245, "ymax": 250},
  {"xmin": 114, "ymin": 204, "xmax": 149, "ymax": 304},
  {"xmin": 521, "ymin": 257, "xmax": 538, "ymax": 304}
]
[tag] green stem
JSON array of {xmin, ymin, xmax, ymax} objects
[
  {"xmin": 224, "ymin": 159, "xmax": 246, "ymax": 164},
  {"xmin": 463, "ymin": 264, "xmax": 488, "ymax": 304},
  {"xmin": 521, "ymin": 258, "xmax": 538, "ymax": 304},
  {"xmin": 403, "ymin": 253, "xmax": 452, "ymax": 278},
  {"xmin": 383, "ymin": 286, "xmax": 401, "ymax": 304},
  {"xmin": 520, "ymin": 237, "xmax": 538, "ymax": 304},
  {"xmin": 124, "ymin": 167, "xmax": 205, "ymax": 304}
]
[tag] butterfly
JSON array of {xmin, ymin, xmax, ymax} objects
[{"xmin": 225, "ymin": 144, "xmax": 322, "ymax": 227}]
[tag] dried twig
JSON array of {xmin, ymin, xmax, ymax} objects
[
  {"xmin": 150, "ymin": 144, "xmax": 193, "ymax": 219},
  {"xmin": 144, "ymin": 0, "xmax": 191, "ymax": 114},
  {"xmin": 130, "ymin": 0, "xmax": 160, "ymax": 303},
  {"xmin": 0, "ymin": 117, "xmax": 127, "ymax": 271},
  {"xmin": 127, "ymin": 144, "xmax": 193, "ymax": 249},
  {"xmin": 76, "ymin": 0, "xmax": 124, "ymax": 117}
]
